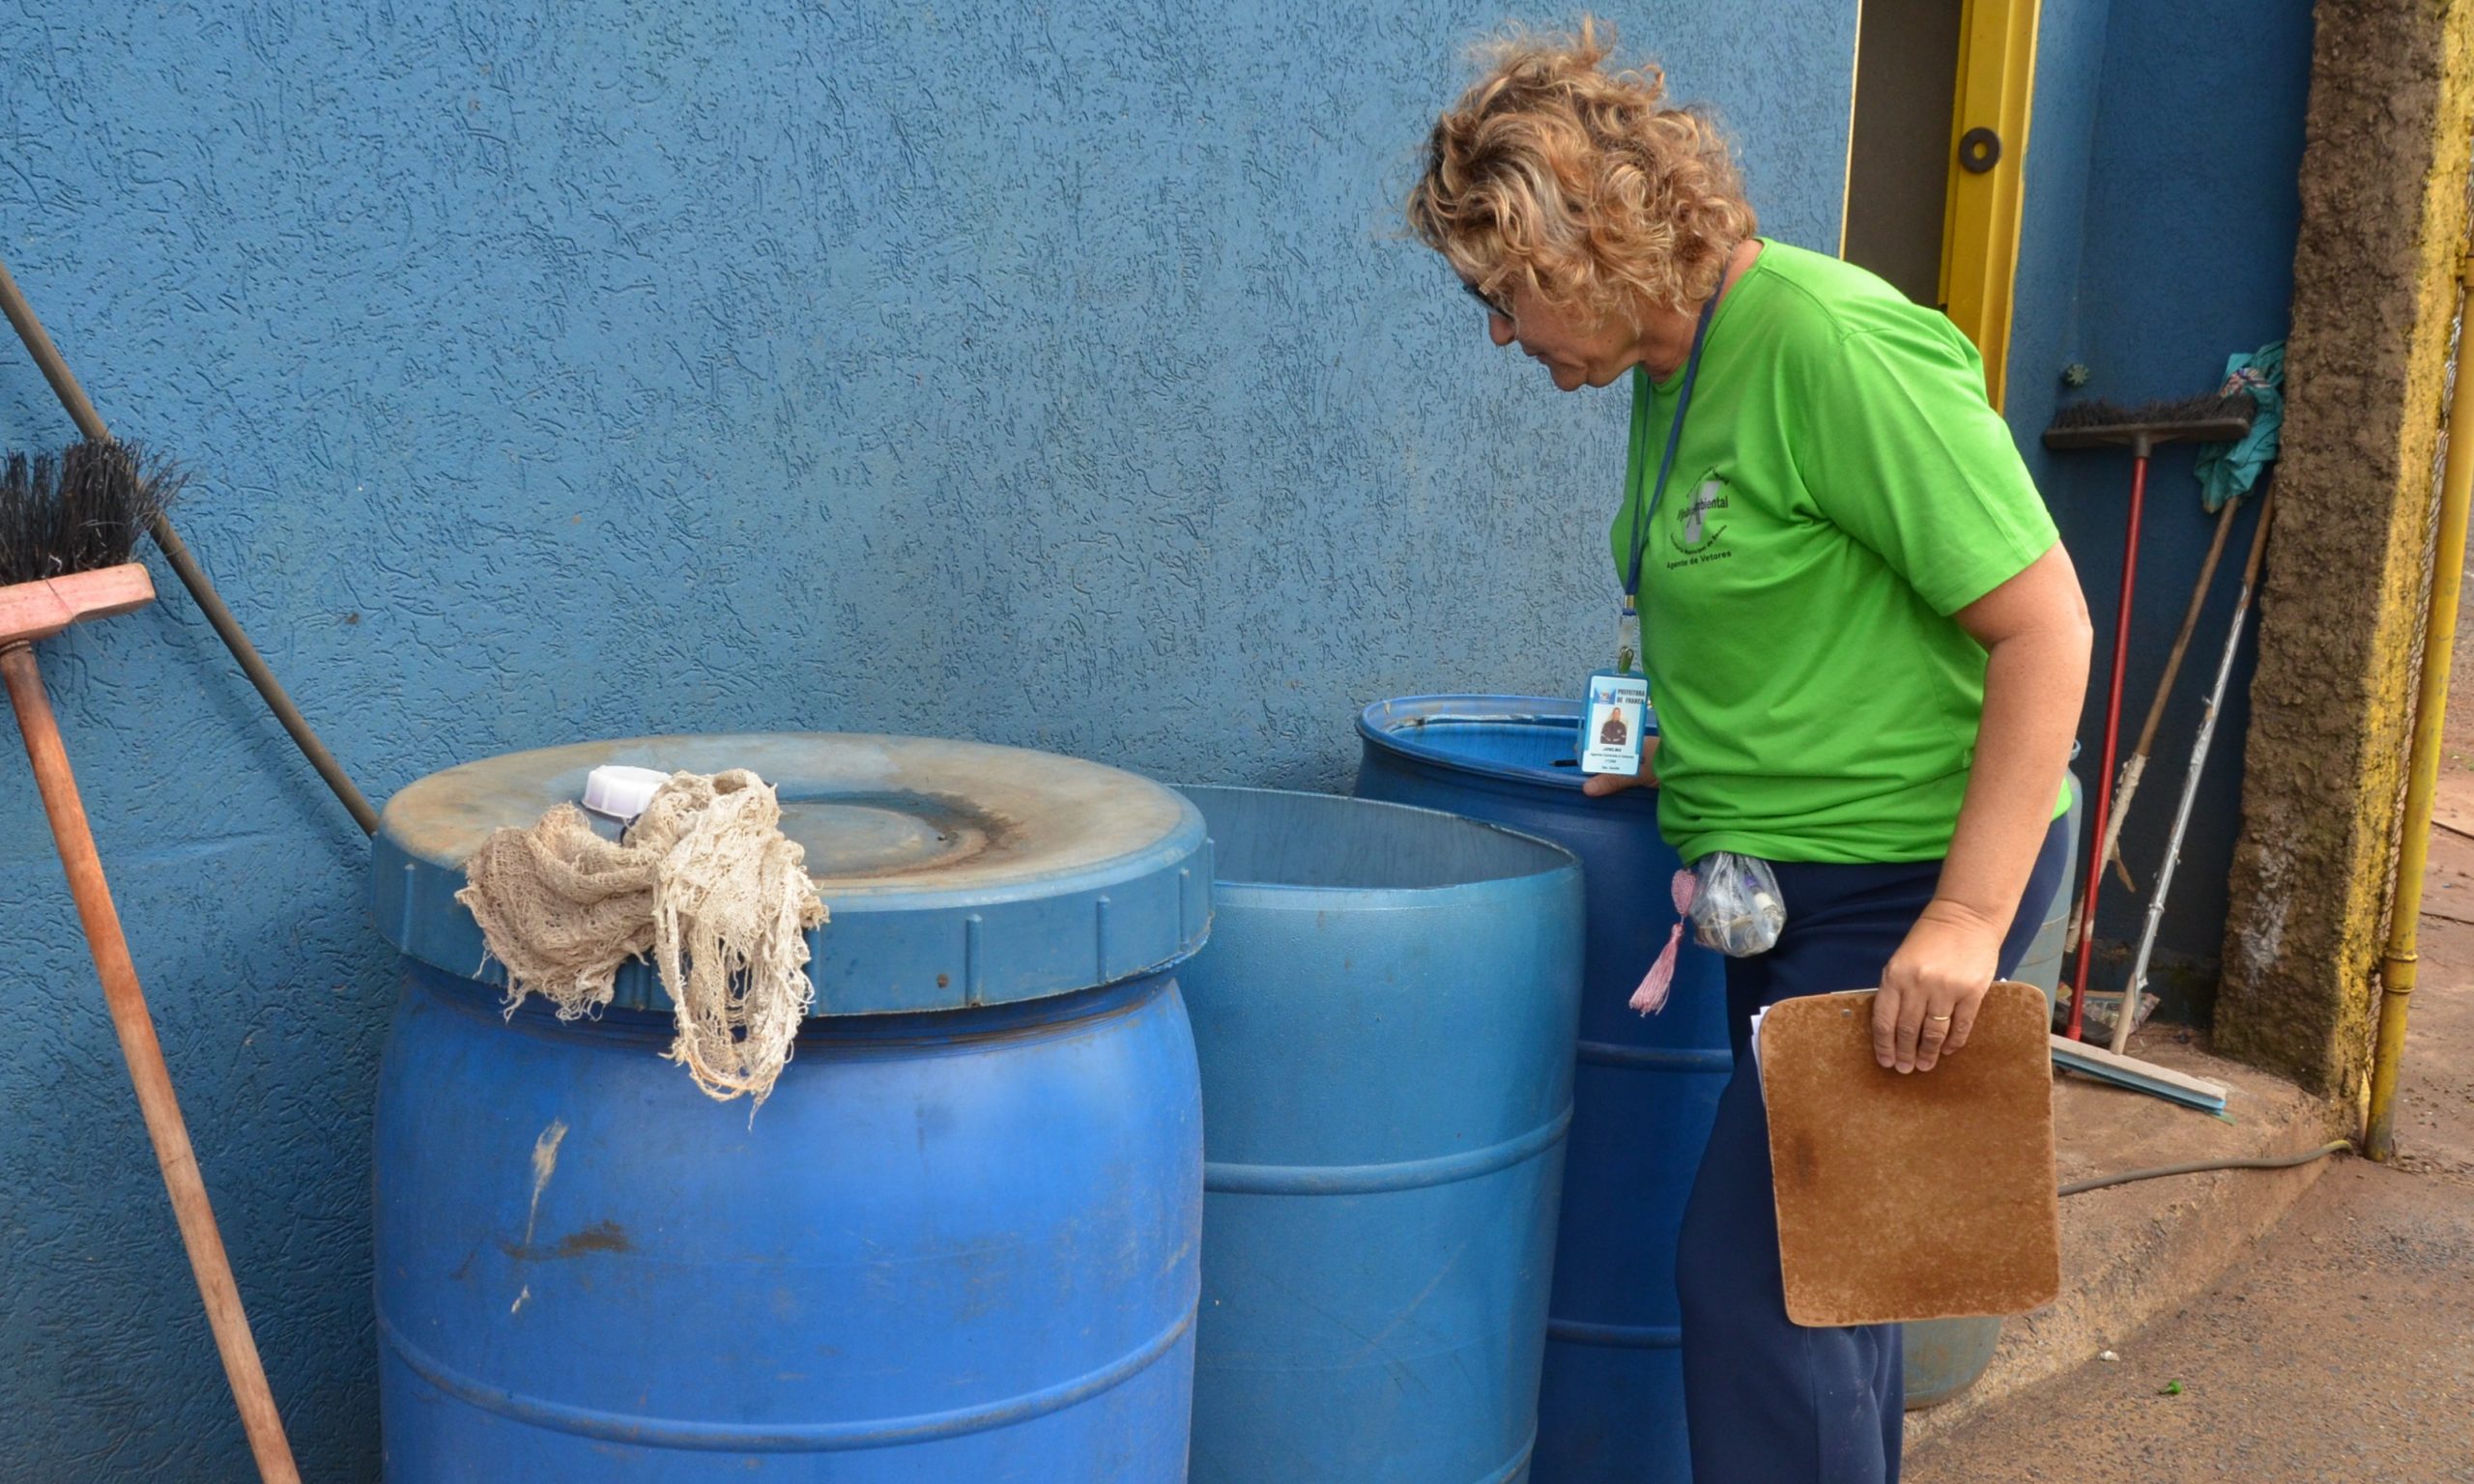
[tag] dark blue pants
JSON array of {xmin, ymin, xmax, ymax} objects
[{"xmin": 1674, "ymin": 816, "xmax": 2068, "ymax": 1483}]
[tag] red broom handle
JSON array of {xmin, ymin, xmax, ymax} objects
[
  {"xmin": 1, "ymin": 642, "xmax": 302, "ymax": 1484},
  {"xmin": 2067, "ymin": 451, "xmax": 2149, "ymax": 1040}
]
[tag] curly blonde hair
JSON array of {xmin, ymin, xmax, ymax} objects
[{"xmin": 1407, "ymin": 18, "xmax": 1757, "ymax": 326}]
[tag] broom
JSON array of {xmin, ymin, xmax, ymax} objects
[
  {"xmin": 0, "ymin": 255, "xmax": 377, "ymax": 835},
  {"xmin": 1, "ymin": 443, "xmax": 302, "ymax": 1484}
]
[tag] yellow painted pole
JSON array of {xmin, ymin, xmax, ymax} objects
[{"xmin": 2367, "ymin": 252, "xmax": 2474, "ymax": 1162}]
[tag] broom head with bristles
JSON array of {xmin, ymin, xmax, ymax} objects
[
  {"xmin": 2043, "ymin": 390, "xmax": 2258, "ymax": 450},
  {"xmin": 0, "ymin": 441, "xmax": 180, "ymax": 645},
  {"xmin": 1, "ymin": 440, "xmax": 180, "ymax": 585}
]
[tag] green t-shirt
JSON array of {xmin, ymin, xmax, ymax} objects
[{"xmin": 1610, "ymin": 241, "xmax": 2059, "ymax": 865}]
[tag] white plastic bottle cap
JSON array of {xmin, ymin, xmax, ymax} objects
[{"xmin": 582, "ymin": 764, "xmax": 673, "ymax": 821}]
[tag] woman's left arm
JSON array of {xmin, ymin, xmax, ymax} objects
[{"xmin": 1875, "ymin": 542, "xmax": 2093, "ymax": 1072}]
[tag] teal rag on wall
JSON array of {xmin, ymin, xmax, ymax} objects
[{"xmin": 2195, "ymin": 340, "xmax": 2286, "ymax": 511}]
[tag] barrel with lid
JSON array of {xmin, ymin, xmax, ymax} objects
[
  {"xmin": 1355, "ymin": 697, "xmax": 1722, "ymax": 1484},
  {"xmin": 368, "ymin": 733, "xmax": 1211, "ymax": 1482},
  {"xmin": 1174, "ymin": 787, "xmax": 1584, "ymax": 1484}
]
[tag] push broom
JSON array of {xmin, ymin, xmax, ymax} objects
[{"xmin": 1, "ymin": 444, "xmax": 301, "ymax": 1484}]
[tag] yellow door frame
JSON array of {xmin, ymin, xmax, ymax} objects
[{"xmin": 1939, "ymin": 0, "xmax": 2041, "ymax": 413}]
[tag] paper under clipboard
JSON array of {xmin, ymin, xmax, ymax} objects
[{"xmin": 1755, "ymin": 981, "xmax": 2061, "ymax": 1327}]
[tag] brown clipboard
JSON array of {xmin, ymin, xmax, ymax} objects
[{"xmin": 1757, "ymin": 981, "xmax": 2061, "ymax": 1327}]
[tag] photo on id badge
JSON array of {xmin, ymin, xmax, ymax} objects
[{"xmin": 1581, "ymin": 673, "xmax": 1648, "ymax": 776}]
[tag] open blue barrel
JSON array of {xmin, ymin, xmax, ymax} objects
[
  {"xmin": 1356, "ymin": 697, "xmax": 1721, "ymax": 1484},
  {"xmin": 368, "ymin": 733, "xmax": 1211, "ymax": 1481},
  {"xmin": 1173, "ymin": 787, "xmax": 1584, "ymax": 1484}
]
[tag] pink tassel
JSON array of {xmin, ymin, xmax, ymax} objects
[{"xmin": 1630, "ymin": 869, "xmax": 1699, "ymax": 1014}]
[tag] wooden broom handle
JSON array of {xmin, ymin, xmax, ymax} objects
[{"xmin": 0, "ymin": 643, "xmax": 302, "ymax": 1484}]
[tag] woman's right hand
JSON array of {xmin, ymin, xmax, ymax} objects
[{"xmin": 1581, "ymin": 739, "xmax": 1658, "ymax": 797}]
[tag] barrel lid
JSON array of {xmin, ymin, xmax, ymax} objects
[{"xmin": 371, "ymin": 733, "xmax": 1211, "ymax": 1016}]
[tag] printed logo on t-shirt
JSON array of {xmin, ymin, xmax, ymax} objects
[{"xmin": 1666, "ymin": 471, "xmax": 1734, "ymax": 567}]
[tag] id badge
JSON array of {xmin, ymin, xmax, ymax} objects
[{"xmin": 1578, "ymin": 671, "xmax": 1650, "ymax": 776}]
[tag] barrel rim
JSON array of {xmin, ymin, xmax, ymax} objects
[
  {"xmin": 1172, "ymin": 784, "xmax": 1581, "ymax": 906},
  {"xmin": 1356, "ymin": 694, "xmax": 1664, "ymax": 798}
]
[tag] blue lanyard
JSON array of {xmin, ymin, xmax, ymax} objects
[{"xmin": 1623, "ymin": 286, "xmax": 1725, "ymax": 605}]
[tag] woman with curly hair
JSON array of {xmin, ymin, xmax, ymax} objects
[{"xmin": 1409, "ymin": 21, "xmax": 2092, "ymax": 1483}]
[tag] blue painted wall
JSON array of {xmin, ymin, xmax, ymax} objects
[
  {"xmin": 2005, "ymin": 0, "xmax": 2315, "ymax": 1017},
  {"xmin": 0, "ymin": 3, "xmax": 1856, "ymax": 1475}
]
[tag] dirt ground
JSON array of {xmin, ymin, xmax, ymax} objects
[{"xmin": 1909, "ymin": 603, "xmax": 2474, "ymax": 1482}]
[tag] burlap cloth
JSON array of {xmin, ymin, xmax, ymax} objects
[{"xmin": 455, "ymin": 769, "xmax": 827, "ymax": 1108}]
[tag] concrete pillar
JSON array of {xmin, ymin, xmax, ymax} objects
[{"xmin": 2217, "ymin": 0, "xmax": 2474, "ymax": 1099}]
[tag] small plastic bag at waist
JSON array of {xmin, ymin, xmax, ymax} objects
[{"xmin": 1689, "ymin": 851, "xmax": 1785, "ymax": 957}]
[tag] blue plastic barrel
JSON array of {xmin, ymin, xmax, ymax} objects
[
  {"xmin": 1356, "ymin": 697, "xmax": 1721, "ymax": 1484},
  {"xmin": 1173, "ymin": 787, "xmax": 1585, "ymax": 1484},
  {"xmin": 368, "ymin": 734, "xmax": 1211, "ymax": 1481}
]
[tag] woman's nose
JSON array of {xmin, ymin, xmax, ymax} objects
[{"xmin": 1488, "ymin": 312, "xmax": 1515, "ymax": 348}]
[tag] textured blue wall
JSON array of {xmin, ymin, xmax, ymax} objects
[
  {"xmin": 0, "ymin": 3, "xmax": 1855, "ymax": 1476},
  {"xmin": 2004, "ymin": 0, "xmax": 2314, "ymax": 1016}
]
